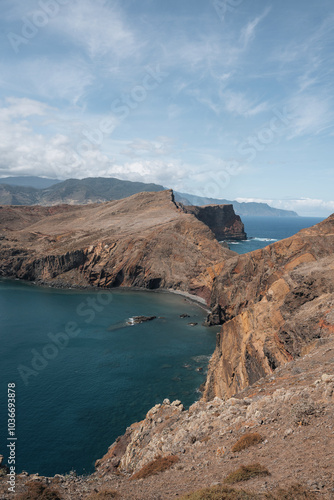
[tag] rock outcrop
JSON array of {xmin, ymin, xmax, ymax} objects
[
  {"xmin": 4, "ymin": 336, "xmax": 333, "ymax": 498},
  {"xmin": 0, "ymin": 190, "xmax": 235, "ymax": 301},
  {"xmin": 181, "ymin": 204, "xmax": 246, "ymax": 241},
  {"xmin": 203, "ymin": 214, "xmax": 334, "ymax": 400},
  {"xmin": 1, "ymin": 201, "xmax": 334, "ymax": 499}
]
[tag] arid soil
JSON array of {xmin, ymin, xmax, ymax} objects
[
  {"xmin": 0, "ymin": 190, "xmax": 235, "ymax": 300},
  {"xmin": 0, "ymin": 197, "xmax": 333, "ymax": 499},
  {"xmin": 1, "ymin": 333, "xmax": 333, "ymax": 499},
  {"xmin": 204, "ymin": 214, "xmax": 334, "ymax": 400}
]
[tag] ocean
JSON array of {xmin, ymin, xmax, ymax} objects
[
  {"xmin": 0, "ymin": 215, "xmax": 325, "ymax": 477},
  {"xmin": 0, "ymin": 281, "xmax": 217, "ymax": 477},
  {"xmin": 227, "ymin": 216, "xmax": 325, "ymax": 254}
]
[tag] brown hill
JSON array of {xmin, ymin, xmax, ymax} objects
[
  {"xmin": 1, "ymin": 200, "xmax": 333, "ymax": 499},
  {"xmin": 203, "ymin": 214, "xmax": 334, "ymax": 400},
  {"xmin": 0, "ymin": 190, "xmax": 234, "ymax": 297}
]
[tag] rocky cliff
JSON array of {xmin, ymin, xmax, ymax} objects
[
  {"xmin": 181, "ymin": 204, "xmax": 246, "ymax": 241},
  {"xmin": 203, "ymin": 214, "xmax": 334, "ymax": 400},
  {"xmin": 1, "ymin": 202, "xmax": 334, "ymax": 499},
  {"xmin": 0, "ymin": 190, "xmax": 234, "ymax": 300},
  {"xmin": 5, "ymin": 335, "xmax": 334, "ymax": 498}
]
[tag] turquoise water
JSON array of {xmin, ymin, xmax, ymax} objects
[
  {"xmin": 227, "ymin": 216, "xmax": 325, "ymax": 254},
  {"xmin": 0, "ymin": 280, "xmax": 217, "ymax": 477}
]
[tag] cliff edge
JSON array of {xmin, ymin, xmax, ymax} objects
[
  {"xmin": 0, "ymin": 190, "xmax": 235, "ymax": 301},
  {"xmin": 181, "ymin": 204, "xmax": 247, "ymax": 241},
  {"xmin": 203, "ymin": 214, "xmax": 334, "ymax": 400}
]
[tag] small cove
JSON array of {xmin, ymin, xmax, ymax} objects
[{"xmin": 0, "ymin": 280, "xmax": 218, "ymax": 476}]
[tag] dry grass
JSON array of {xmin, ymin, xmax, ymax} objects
[
  {"xmin": 224, "ymin": 464, "xmax": 270, "ymax": 484},
  {"xmin": 270, "ymin": 484, "xmax": 317, "ymax": 499},
  {"xmin": 231, "ymin": 433, "xmax": 263, "ymax": 452},
  {"xmin": 130, "ymin": 455, "xmax": 179, "ymax": 480},
  {"xmin": 16, "ymin": 481, "xmax": 62, "ymax": 500},
  {"xmin": 180, "ymin": 485, "xmax": 261, "ymax": 499},
  {"xmin": 180, "ymin": 484, "xmax": 315, "ymax": 500},
  {"xmin": 86, "ymin": 490, "xmax": 120, "ymax": 499}
]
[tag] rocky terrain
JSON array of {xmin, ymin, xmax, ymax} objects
[
  {"xmin": 203, "ymin": 214, "xmax": 334, "ymax": 400},
  {"xmin": 0, "ymin": 190, "xmax": 236, "ymax": 300},
  {"xmin": 1, "ymin": 333, "xmax": 333, "ymax": 498},
  {"xmin": 181, "ymin": 204, "xmax": 246, "ymax": 241},
  {"xmin": 0, "ymin": 197, "xmax": 333, "ymax": 499}
]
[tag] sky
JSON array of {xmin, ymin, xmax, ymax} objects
[{"xmin": 0, "ymin": 0, "xmax": 334, "ymax": 216}]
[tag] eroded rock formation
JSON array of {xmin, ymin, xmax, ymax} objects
[
  {"xmin": 0, "ymin": 190, "xmax": 234, "ymax": 300},
  {"xmin": 181, "ymin": 204, "xmax": 246, "ymax": 241},
  {"xmin": 203, "ymin": 214, "xmax": 334, "ymax": 400}
]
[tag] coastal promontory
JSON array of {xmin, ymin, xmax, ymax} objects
[{"xmin": 0, "ymin": 190, "xmax": 236, "ymax": 301}]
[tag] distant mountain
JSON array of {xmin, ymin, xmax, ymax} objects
[
  {"xmin": 0, "ymin": 177, "xmax": 165, "ymax": 206},
  {"xmin": 0, "ymin": 176, "xmax": 61, "ymax": 189},
  {"xmin": 0, "ymin": 176, "xmax": 298, "ymax": 216},
  {"xmin": 175, "ymin": 192, "xmax": 298, "ymax": 217}
]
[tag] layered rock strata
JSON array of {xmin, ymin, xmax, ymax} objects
[
  {"xmin": 203, "ymin": 214, "xmax": 334, "ymax": 400},
  {"xmin": 0, "ymin": 190, "xmax": 234, "ymax": 301}
]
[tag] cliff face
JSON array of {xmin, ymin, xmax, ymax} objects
[
  {"xmin": 181, "ymin": 204, "xmax": 246, "ymax": 241},
  {"xmin": 203, "ymin": 214, "xmax": 334, "ymax": 400},
  {"xmin": 0, "ymin": 190, "xmax": 234, "ymax": 299}
]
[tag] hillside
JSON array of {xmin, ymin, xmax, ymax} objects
[
  {"xmin": 0, "ymin": 176, "xmax": 298, "ymax": 216},
  {"xmin": 2, "ymin": 215, "xmax": 334, "ymax": 498},
  {"xmin": 0, "ymin": 190, "xmax": 235, "ymax": 298},
  {"xmin": 0, "ymin": 177, "xmax": 165, "ymax": 206},
  {"xmin": 203, "ymin": 214, "xmax": 334, "ymax": 400}
]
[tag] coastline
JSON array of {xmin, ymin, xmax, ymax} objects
[
  {"xmin": 0, "ymin": 276, "xmax": 212, "ymax": 314},
  {"xmin": 0, "ymin": 275, "xmax": 216, "ymax": 478}
]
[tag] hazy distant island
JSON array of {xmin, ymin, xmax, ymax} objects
[{"xmin": 0, "ymin": 176, "xmax": 298, "ymax": 217}]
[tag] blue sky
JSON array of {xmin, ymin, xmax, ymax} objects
[{"xmin": 0, "ymin": 0, "xmax": 333, "ymax": 216}]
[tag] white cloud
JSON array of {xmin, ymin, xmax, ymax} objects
[
  {"xmin": 46, "ymin": 0, "xmax": 138, "ymax": 61},
  {"xmin": 240, "ymin": 7, "xmax": 271, "ymax": 48},
  {"xmin": 0, "ymin": 97, "xmax": 52, "ymax": 120},
  {"xmin": 223, "ymin": 89, "xmax": 269, "ymax": 117},
  {"xmin": 121, "ymin": 137, "xmax": 174, "ymax": 158},
  {"xmin": 287, "ymin": 94, "xmax": 334, "ymax": 138}
]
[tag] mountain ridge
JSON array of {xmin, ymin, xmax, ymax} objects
[{"xmin": 0, "ymin": 176, "xmax": 298, "ymax": 217}]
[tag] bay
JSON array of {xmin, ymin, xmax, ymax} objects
[{"xmin": 0, "ymin": 281, "xmax": 217, "ymax": 477}]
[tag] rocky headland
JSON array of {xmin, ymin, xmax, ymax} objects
[
  {"xmin": 0, "ymin": 194, "xmax": 333, "ymax": 499},
  {"xmin": 181, "ymin": 204, "xmax": 246, "ymax": 241},
  {"xmin": 0, "ymin": 190, "xmax": 236, "ymax": 301}
]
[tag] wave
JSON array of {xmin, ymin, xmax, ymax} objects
[
  {"xmin": 250, "ymin": 237, "xmax": 278, "ymax": 242},
  {"xmin": 191, "ymin": 354, "xmax": 211, "ymax": 363},
  {"xmin": 225, "ymin": 237, "xmax": 278, "ymax": 244}
]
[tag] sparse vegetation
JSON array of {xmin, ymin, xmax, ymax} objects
[
  {"xmin": 16, "ymin": 481, "xmax": 62, "ymax": 500},
  {"xmin": 224, "ymin": 464, "xmax": 270, "ymax": 484},
  {"xmin": 87, "ymin": 490, "xmax": 120, "ymax": 499},
  {"xmin": 180, "ymin": 484, "xmax": 316, "ymax": 500},
  {"xmin": 292, "ymin": 402, "xmax": 324, "ymax": 426},
  {"xmin": 231, "ymin": 433, "xmax": 263, "ymax": 452},
  {"xmin": 130, "ymin": 455, "xmax": 179, "ymax": 480}
]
